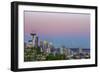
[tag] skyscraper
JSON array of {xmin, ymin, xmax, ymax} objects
[
  {"xmin": 43, "ymin": 40, "xmax": 48, "ymax": 53},
  {"xmin": 30, "ymin": 33, "xmax": 36, "ymax": 47},
  {"xmin": 35, "ymin": 36, "xmax": 38, "ymax": 47},
  {"xmin": 60, "ymin": 47, "xmax": 64, "ymax": 54},
  {"xmin": 40, "ymin": 40, "xmax": 44, "ymax": 52},
  {"xmin": 60, "ymin": 45, "xmax": 65, "ymax": 54},
  {"xmin": 64, "ymin": 48, "xmax": 72, "ymax": 59}
]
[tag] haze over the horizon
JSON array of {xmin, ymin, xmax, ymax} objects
[{"xmin": 24, "ymin": 11, "xmax": 90, "ymax": 48}]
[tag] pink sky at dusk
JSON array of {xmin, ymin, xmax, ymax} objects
[{"xmin": 24, "ymin": 11, "xmax": 90, "ymax": 36}]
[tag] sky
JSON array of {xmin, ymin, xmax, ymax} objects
[{"xmin": 24, "ymin": 11, "xmax": 90, "ymax": 48}]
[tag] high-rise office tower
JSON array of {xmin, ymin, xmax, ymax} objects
[
  {"xmin": 43, "ymin": 40, "xmax": 48, "ymax": 49},
  {"xmin": 64, "ymin": 48, "xmax": 72, "ymax": 59},
  {"xmin": 35, "ymin": 36, "xmax": 38, "ymax": 47},
  {"xmin": 40, "ymin": 40, "xmax": 44, "ymax": 52},
  {"xmin": 30, "ymin": 33, "xmax": 36, "ymax": 47},
  {"xmin": 60, "ymin": 47, "xmax": 64, "ymax": 54},
  {"xmin": 43, "ymin": 40, "xmax": 48, "ymax": 52},
  {"xmin": 60, "ymin": 45, "xmax": 65, "ymax": 54}
]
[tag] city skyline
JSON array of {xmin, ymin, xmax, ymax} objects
[
  {"xmin": 24, "ymin": 11, "xmax": 90, "ymax": 48},
  {"xmin": 24, "ymin": 33, "xmax": 90, "ymax": 61}
]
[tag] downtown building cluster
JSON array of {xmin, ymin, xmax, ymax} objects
[{"xmin": 24, "ymin": 33, "xmax": 90, "ymax": 61}]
